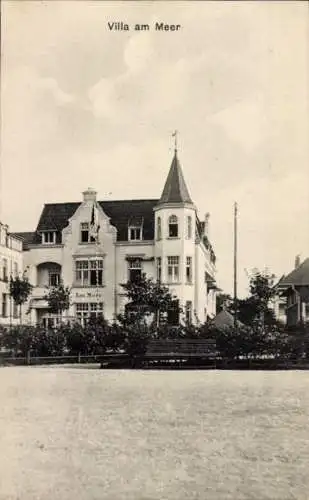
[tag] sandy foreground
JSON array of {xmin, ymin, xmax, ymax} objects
[{"xmin": 0, "ymin": 367, "xmax": 308, "ymax": 500}]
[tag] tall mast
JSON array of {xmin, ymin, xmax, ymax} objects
[
  {"xmin": 233, "ymin": 202, "xmax": 238, "ymax": 328},
  {"xmin": 95, "ymin": 203, "xmax": 99, "ymax": 314}
]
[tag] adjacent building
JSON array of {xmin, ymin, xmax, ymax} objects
[
  {"xmin": 273, "ymin": 256, "xmax": 309, "ymax": 327},
  {"xmin": 0, "ymin": 221, "xmax": 23, "ymax": 326},
  {"xmin": 13, "ymin": 150, "xmax": 217, "ymax": 327}
]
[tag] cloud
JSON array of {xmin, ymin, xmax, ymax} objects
[
  {"xmin": 87, "ymin": 77, "xmax": 116, "ymax": 119},
  {"xmin": 211, "ymin": 93, "xmax": 267, "ymax": 152},
  {"xmin": 2, "ymin": 65, "xmax": 75, "ymax": 159},
  {"xmin": 123, "ymin": 31, "xmax": 154, "ymax": 74},
  {"xmin": 2, "ymin": 65, "xmax": 74, "ymax": 106},
  {"xmin": 35, "ymin": 76, "xmax": 75, "ymax": 105},
  {"xmin": 1, "ymin": 1, "xmax": 308, "ymax": 299}
]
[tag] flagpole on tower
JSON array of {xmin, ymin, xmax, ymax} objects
[{"xmin": 172, "ymin": 130, "xmax": 178, "ymax": 153}]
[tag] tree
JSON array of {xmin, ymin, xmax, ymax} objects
[
  {"xmin": 235, "ymin": 269, "xmax": 277, "ymax": 328},
  {"xmin": 65, "ymin": 322, "xmax": 88, "ymax": 356},
  {"xmin": 216, "ymin": 293, "xmax": 233, "ymax": 315},
  {"xmin": 44, "ymin": 281, "xmax": 70, "ymax": 317},
  {"xmin": 121, "ymin": 273, "xmax": 179, "ymax": 328},
  {"xmin": 249, "ymin": 269, "xmax": 276, "ymax": 308},
  {"xmin": 9, "ymin": 273, "xmax": 33, "ymax": 323}
]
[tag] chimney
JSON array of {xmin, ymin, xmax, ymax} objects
[
  {"xmin": 83, "ymin": 188, "xmax": 97, "ymax": 202},
  {"xmin": 204, "ymin": 213, "xmax": 210, "ymax": 237},
  {"xmin": 295, "ymin": 255, "xmax": 301, "ymax": 269}
]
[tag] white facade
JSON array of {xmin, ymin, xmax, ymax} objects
[
  {"xmin": 17, "ymin": 152, "xmax": 218, "ymax": 327},
  {"xmin": 0, "ymin": 222, "xmax": 23, "ymax": 326},
  {"xmin": 271, "ymin": 295, "xmax": 287, "ymax": 324}
]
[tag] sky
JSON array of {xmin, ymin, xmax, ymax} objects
[{"xmin": 1, "ymin": 1, "xmax": 308, "ymax": 297}]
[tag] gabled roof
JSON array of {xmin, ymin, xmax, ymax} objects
[
  {"xmin": 157, "ymin": 151, "xmax": 193, "ymax": 205},
  {"xmin": 213, "ymin": 309, "xmax": 244, "ymax": 328},
  {"xmin": 213, "ymin": 310, "xmax": 235, "ymax": 328},
  {"xmin": 274, "ymin": 274, "xmax": 286, "ymax": 286},
  {"xmin": 279, "ymin": 258, "xmax": 309, "ymax": 287},
  {"xmin": 18, "ymin": 199, "xmax": 159, "ymax": 243}
]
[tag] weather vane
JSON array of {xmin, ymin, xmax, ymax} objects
[{"xmin": 172, "ymin": 130, "xmax": 178, "ymax": 152}]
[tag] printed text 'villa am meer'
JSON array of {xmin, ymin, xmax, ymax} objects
[{"xmin": 107, "ymin": 22, "xmax": 182, "ymax": 32}]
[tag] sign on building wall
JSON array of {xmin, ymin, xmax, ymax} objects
[{"xmin": 73, "ymin": 291, "xmax": 104, "ymax": 300}]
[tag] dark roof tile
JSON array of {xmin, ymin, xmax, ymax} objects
[
  {"xmin": 11, "ymin": 232, "xmax": 37, "ymax": 250},
  {"xmin": 35, "ymin": 199, "xmax": 159, "ymax": 241},
  {"xmin": 279, "ymin": 258, "xmax": 309, "ymax": 286},
  {"xmin": 158, "ymin": 151, "xmax": 193, "ymax": 205}
]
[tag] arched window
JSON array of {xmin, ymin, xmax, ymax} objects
[
  {"xmin": 157, "ymin": 217, "xmax": 162, "ymax": 240},
  {"xmin": 187, "ymin": 216, "xmax": 192, "ymax": 239},
  {"xmin": 168, "ymin": 215, "xmax": 178, "ymax": 238}
]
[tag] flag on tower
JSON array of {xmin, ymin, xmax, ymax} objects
[{"xmin": 89, "ymin": 202, "xmax": 100, "ymax": 239}]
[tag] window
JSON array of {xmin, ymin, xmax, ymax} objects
[
  {"xmin": 204, "ymin": 271, "xmax": 212, "ymax": 284},
  {"xmin": 157, "ymin": 217, "xmax": 162, "ymax": 240},
  {"xmin": 13, "ymin": 300, "xmax": 19, "ymax": 319},
  {"xmin": 129, "ymin": 227, "xmax": 142, "ymax": 241},
  {"xmin": 13, "ymin": 262, "xmax": 18, "ymax": 278},
  {"xmin": 49, "ymin": 271, "xmax": 60, "ymax": 287},
  {"xmin": 156, "ymin": 257, "xmax": 162, "ymax": 282},
  {"xmin": 128, "ymin": 259, "xmax": 142, "ymax": 283},
  {"xmin": 76, "ymin": 302, "xmax": 103, "ymax": 325},
  {"xmin": 288, "ymin": 292, "xmax": 297, "ymax": 307},
  {"xmin": 42, "ymin": 315, "xmax": 61, "ymax": 330},
  {"xmin": 125, "ymin": 303, "xmax": 148, "ymax": 321},
  {"xmin": 42, "ymin": 232, "xmax": 56, "ymax": 244},
  {"xmin": 128, "ymin": 216, "xmax": 143, "ymax": 241},
  {"xmin": 186, "ymin": 257, "xmax": 192, "ymax": 283},
  {"xmin": 279, "ymin": 303, "xmax": 286, "ymax": 314},
  {"xmin": 168, "ymin": 215, "xmax": 178, "ymax": 238},
  {"xmin": 75, "ymin": 259, "xmax": 103, "ymax": 286},
  {"xmin": 187, "ymin": 216, "xmax": 192, "ymax": 239},
  {"xmin": 2, "ymin": 294, "xmax": 7, "ymax": 317},
  {"xmin": 185, "ymin": 301, "xmax": 192, "ymax": 324},
  {"xmin": 80, "ymin": 223, "xmax": 96, "ymax": 244},
  {"xmin": 167, "ymin": 256, "xmax": 179, "ymax": 283},
  {"xmin": 3, "ymin": 259, "xmax": 8, "ymax": 281},
  {"xmin": 167, "ymin": 300, "xmax": 179, "ymax": 326}
]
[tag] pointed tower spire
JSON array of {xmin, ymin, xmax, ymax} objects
[{"xmin": 158, "ymin": 136, "xmax": 193, "ymax": 205}]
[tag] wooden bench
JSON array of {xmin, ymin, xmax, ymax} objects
[{"xmin": 139, "ymin": 338, "xmax": 217, "ymax": 368}]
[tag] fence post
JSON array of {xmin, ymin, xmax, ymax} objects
[
  {"xmin": 26, "ymin": 350, "xmax": 31, "ymax": 365},
  {"xmin": 78, "ymin": 352, "xmax": 81, "ymax": 364}
]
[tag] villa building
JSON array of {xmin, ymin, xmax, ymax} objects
[
  {"xmin": 0, "ymin": 221, "xmax": 23, "ymax": 326},
  {"xmin": 273, "ymin": 256, "xmax": 309, "ymax": 327},
  {"xmin": 13, "ymin": 150, "xmax": 217, "ymax": 328}
]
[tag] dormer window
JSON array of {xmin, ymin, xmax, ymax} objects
[
  {"xmin": 129, "ymin": 227, "xmax": 141, "ymax": 241},
  {"xmin": 128, "ymin": 216, "xmax": 143, "ymax": 241},
  {"xmin": 80, "ymin": 223, "xmax": 95, "ymax": 244},
  {"xmin": 41, "ymin": 231, "xmax": 56, "ymax": 245},
  {"xmin": 168, "ymin": 215, "xmax": 178, "ymax": 238}
]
